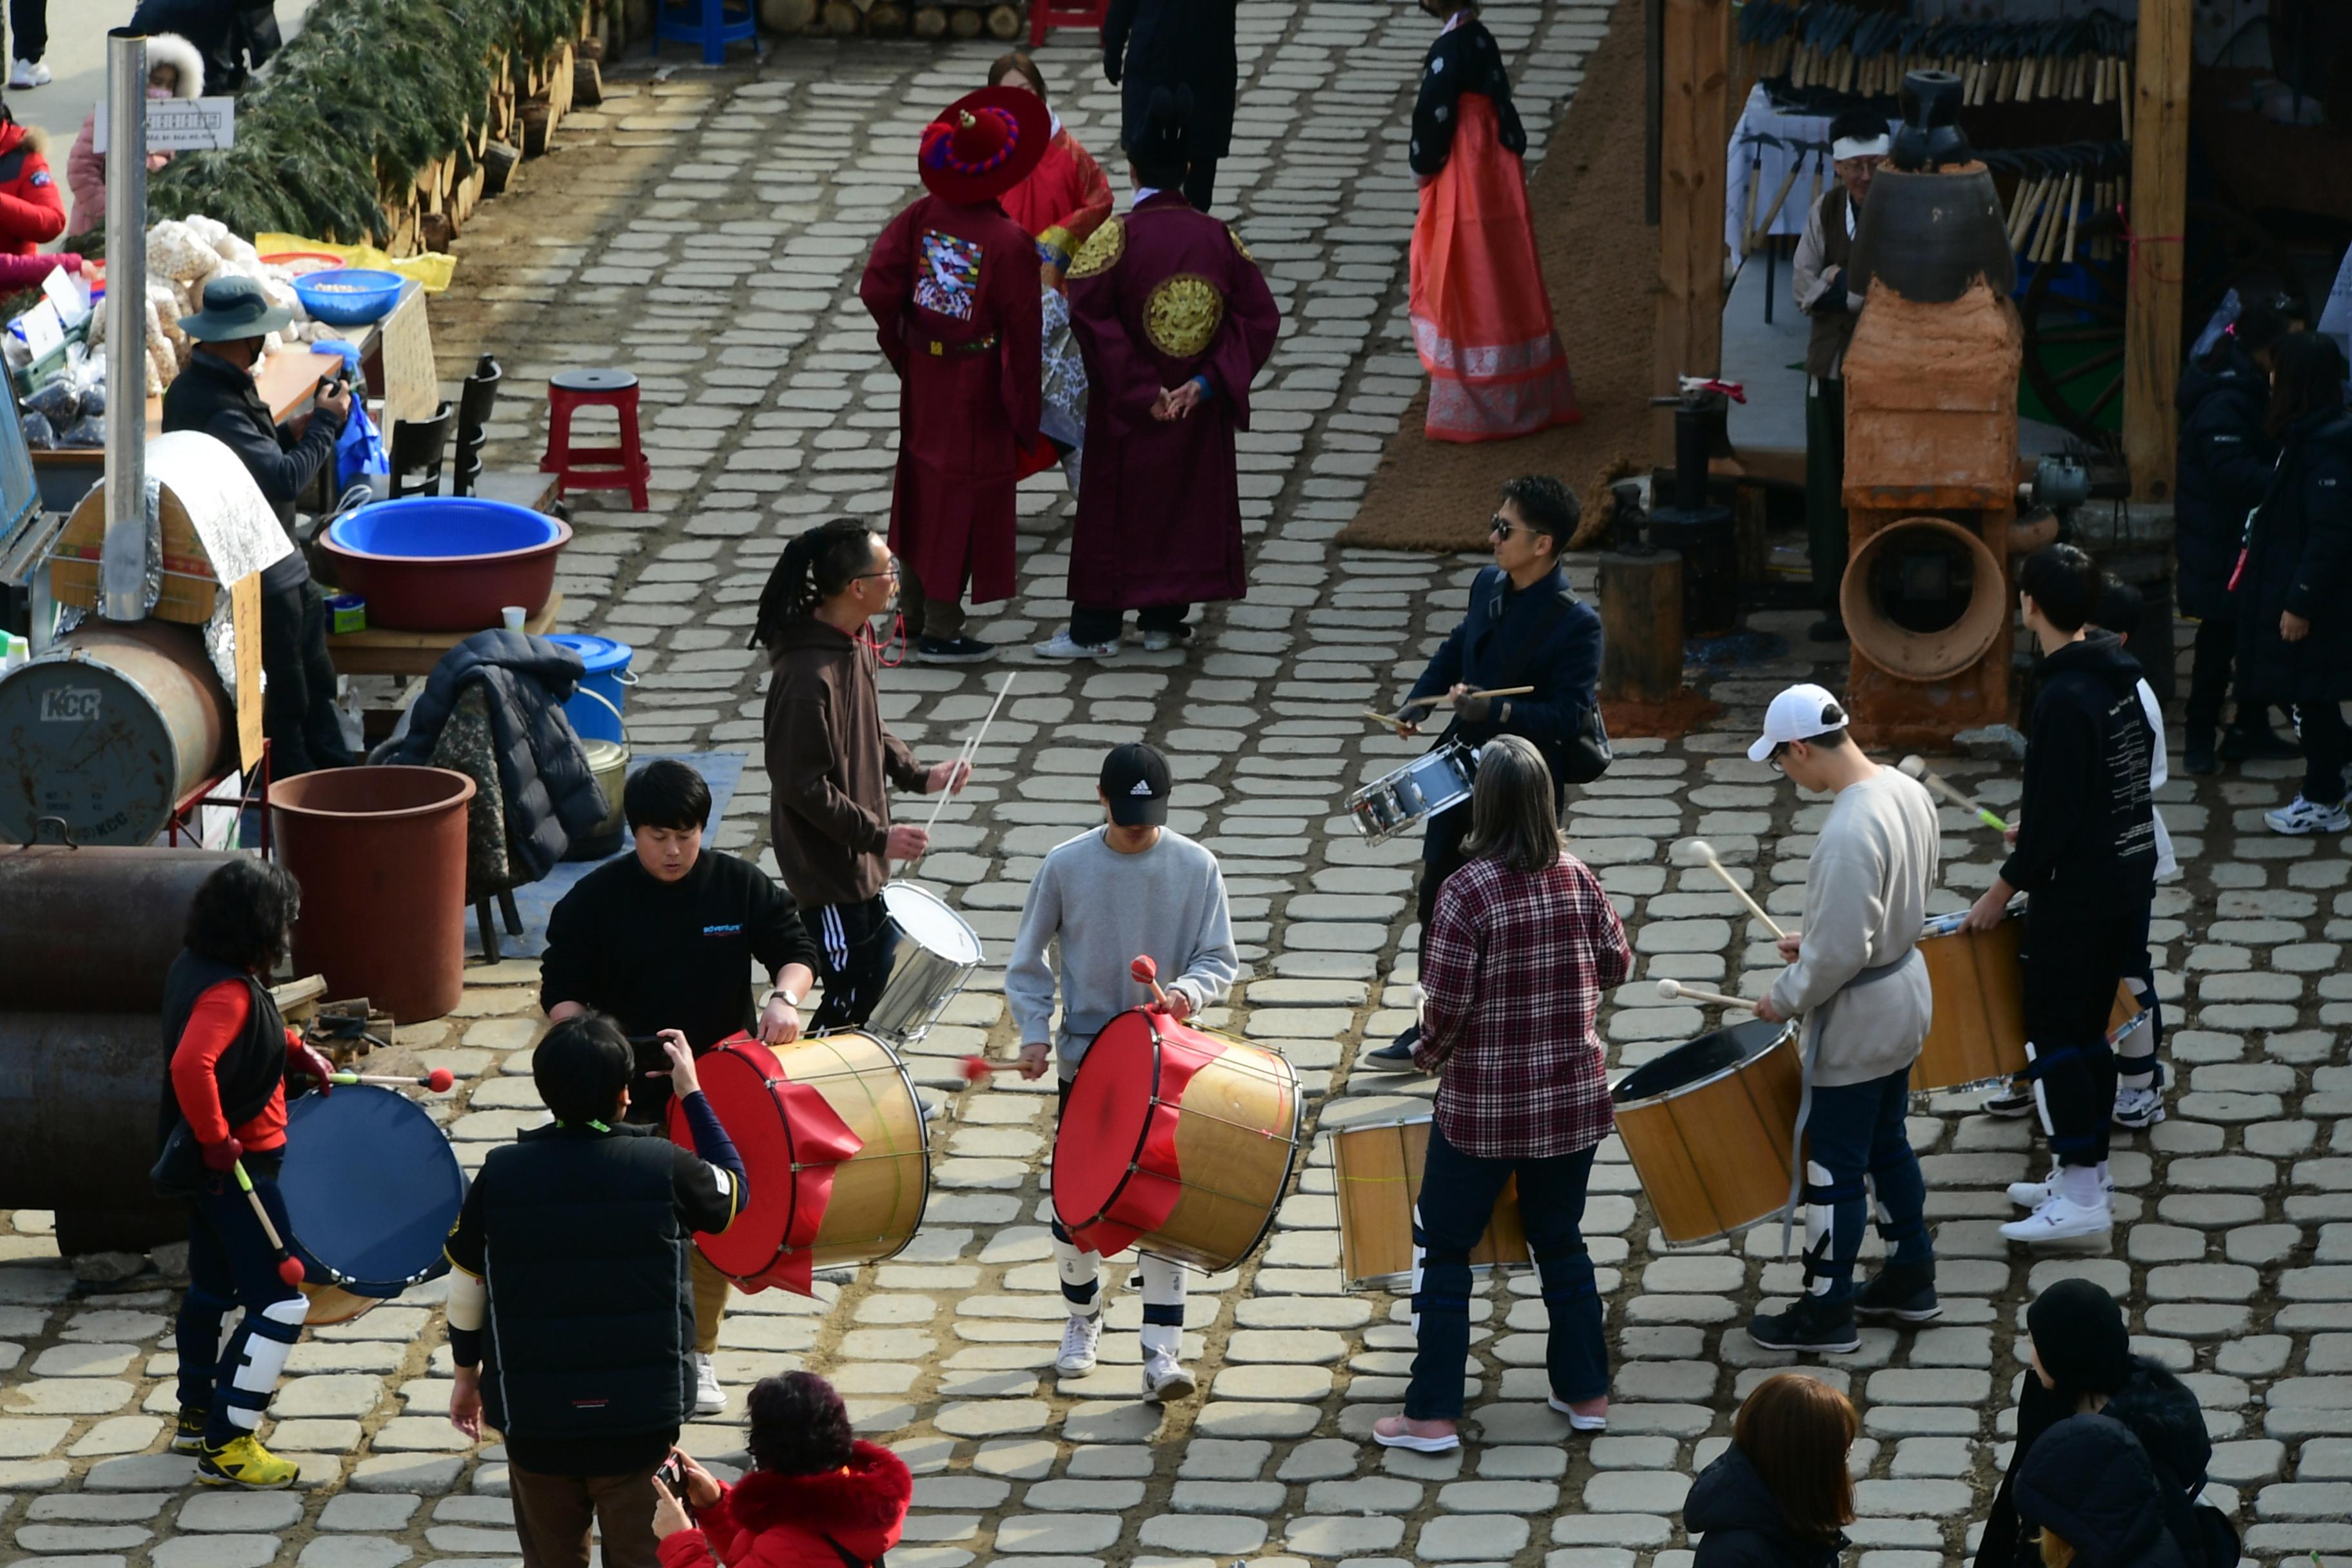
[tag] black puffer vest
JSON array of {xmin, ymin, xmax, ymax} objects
[{"xmin": 158, "ymin": 952, "xmax": 286, "ymax": 1142}]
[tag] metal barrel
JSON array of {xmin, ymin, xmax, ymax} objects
[
  {"xmin": 0, "ymin": 845, "xmax": 235, "ymax": 1009},
  {"xmin": 0, "ymin": 1012, "xmax": 165, "ymax": 1213}
]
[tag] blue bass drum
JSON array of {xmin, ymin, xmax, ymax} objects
[{"xmin": 280, "ymin": 1084, "xmax": 467, "ymax": 1325}]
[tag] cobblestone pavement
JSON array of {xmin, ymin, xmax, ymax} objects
[{"xmin": 9, "ymin": 3, "xmax": 2352, "ymax": 1564}]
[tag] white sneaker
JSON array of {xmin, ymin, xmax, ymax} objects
[
  {"xmin": 2112, "ymin": 1084, "xmax": 2166, "ymax": 1128},
  {"xmin": 1035, "ymin": 632, "xmax": 1117, "ymax": 660},
  {"xmin": 1142, "ymin": 1352, "xmax": 1195, "ymax": 1402},
  {"xmin": 1547, "ymin": 1395, "xmax": 1607, "ymax": 1431},
  {"xmin": 2000, "ymin": 1193, "xmax": 2113, "ymax": 1243},
  {"xmin": 8, "ymin": 59, "xmax": 46, "ymax": 88},
  {"xmin": 1141, "ymin": 627, "xmax": 1191, "ymax": 652},
  {"xmin": 2007, "ymin": 1167, "xmax": 2116, "ymax": 1208},
  {"xmin": 692, "ymin": 1352, "xmax": 725, "ymax": 1416},
  {"xmin": 2266, "ymin": 794, "xmax": 2350, "ymax": 835},
  {"xmin": 1054, "ymin": 1315, "xmax": 1101, "ymax": 1377}
]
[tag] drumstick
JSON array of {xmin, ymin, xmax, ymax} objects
[
  {"xmin": 911, "ymin": 672, "xmax": 1016, "ymax": 858},
  {"xmin": 1673, "ymin": 839, "xmax": 1788, "ymax": 939},
  {"xmin": 311, "ymin": 1068, "xmax": 456, "ymax": 1093},
  {"xmin": 1364, "ymin": 686, "xmax": 1537, "ymax": 727},
  {"xmin": 1656, "ymin": 978, "xmax": 1759, "ymax": 1012},
  {"xmin": 233, "ymin": 1161, "xmax": 307, "ymax": 1287},
  {"xmin": 1897, "ymin": 755, "xmax": 2010, "ymax": 832},
  {"xmin": 1131, "ymin": 955, "xmax": 1171, "ymax": 1010}
]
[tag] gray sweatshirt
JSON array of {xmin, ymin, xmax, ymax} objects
[
  {"xmin": 1767, "ymin": 767, "xmax": 1941, "ymax": 1087},
  {"xmin": 1006, "ymin": 826, "xmax": 1241, "ymax": 1076}
]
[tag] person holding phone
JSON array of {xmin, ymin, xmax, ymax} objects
[{"xmin": 442, "ymin": 1014, "xmax": 750, "ymax": 1568}]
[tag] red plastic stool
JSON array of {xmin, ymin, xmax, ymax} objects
[
  {"xmin": 1031, "ymin": 0, "xmax": 1108, "ymax": 47},
  {"xmin": 540, "ymin": 368, "xmax": 651, "ymax": 511}
]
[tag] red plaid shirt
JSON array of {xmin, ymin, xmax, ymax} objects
[{"xmin": 1413, "ymin": 852, "xmax": 1630, "ymax": 1159}]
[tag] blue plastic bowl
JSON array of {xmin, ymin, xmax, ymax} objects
[
  {"xmin": 322, "ymin": 498, "xmax": 572, "ymax": 631},
  {"xmin": 295, "ymin": 268, "xmax": 404, "ymax": 327}
]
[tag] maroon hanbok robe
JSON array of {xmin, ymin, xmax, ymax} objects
[
  {"xmin": 1063, "ymin": 190, "xmax": 1279, "ymax": 611},
  {"xmin": 859, "ymin": 194, "xmax": 1042, "ymax": 607}
]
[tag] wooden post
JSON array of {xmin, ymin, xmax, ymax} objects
[
  {"xmin": 2121, "ymin": 0, "xmax": 2191, "ymax": 502},
  {"xmin": 1598, "ymin": 552, "xmax": 1685, "ymax": 703},
  {"xmin": 1654, "ymin": 0, "xmax": 1732, "ymax": 462}
]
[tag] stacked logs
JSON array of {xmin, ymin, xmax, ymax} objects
[
  {"xmin": 380, "ymin": 33, "xmax": 598, "ymax": 257},
  {"xmin": 757, "ymin": 0, "xmax": 1022, "ymax": 39}
]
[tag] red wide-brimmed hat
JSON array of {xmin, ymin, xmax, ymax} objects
[{"xmin": 917, "ymin": 86, "xmax": 1051, "ymax": 205}]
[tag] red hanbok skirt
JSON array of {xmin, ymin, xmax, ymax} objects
[{"xmin": 1408, "ymin": 94, "xmax": 1581, "ymax": 442}]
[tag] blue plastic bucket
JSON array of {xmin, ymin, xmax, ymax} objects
[{"xmin": 547, "ymin": 634, "xmax": 634, "ymax": 741}]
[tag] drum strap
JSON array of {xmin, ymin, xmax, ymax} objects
[{"xmin": 1777, "ymin": 952, "xmax": 1919, "ymax": 1259}]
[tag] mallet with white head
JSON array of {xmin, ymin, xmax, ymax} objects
[
  {"xmin": 1672, "ymin": 838, "xmax": 1788, "ymax": 939},
  {"xmin": 1656, "ymin": 977, "xmax": 1759, "ymax": 1012},
  {"xmin": 1897, "ymin": 755, "xmax": 2010, "ymax": 833}
]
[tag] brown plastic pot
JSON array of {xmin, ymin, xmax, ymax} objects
[{"xmin": 270, "ymin": 766, "xmax": 476, "ymax": 1024}]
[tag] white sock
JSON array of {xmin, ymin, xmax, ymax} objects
[{"xmin": 2059, "ymin": 1164, "xmax": 2103, "ymax": 1208}]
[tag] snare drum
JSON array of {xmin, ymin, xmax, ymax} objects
[
  {"xmin": 866, "ymin": 881, "xmax": 982, "ymax": 1044},
  {"xmin": 1612, "ymin": 1018, "xmax": 1802, "ymax": 1246},
  {"xmin": 1331, "ymin": 1115, "xmax": 1528, "ymax": 1290},
  {"xmin": 1345, "ymin": 743, "xmax": 1476, "ymax": 843},
  {"xmin": 1054, "ymin": 1008, "xmax": 1303, "ymax": 1273},
  {"xmin": 672, "ymin": 1031, "xmax": 930, "ymax": 1295},
  {"xmin": 1912, "ymin": 908, "xmax": 2028, "ymax": 1093},
  {"xmin": 280, "ymin": 1085, "xmax": 469, "ymax": 1326}
]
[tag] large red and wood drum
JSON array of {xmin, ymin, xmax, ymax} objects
[
  {"xmin": 669, "ymin": 1032, "xmax": 930, "ymax": 1295},
  {"xmin": 1052, "ymin": 1008, "xmax": 1303, "ymax": 1273}
]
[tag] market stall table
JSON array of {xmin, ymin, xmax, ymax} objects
[{"xmin": 327, "ymin": 591, "xmax": 564, "ymax": 678}]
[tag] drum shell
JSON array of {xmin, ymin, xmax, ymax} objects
[
  {"xmin": 1914, "ymin": 918, "xmax": 2028, "ymax": 1092},
  {"xmin": 1346, "ymin": 745, "xmax": 1475, "ymax": 843},
  {"xmin": 1331, "ymin": 1115, "xmax": 1527, "ymax": 1289},
  {"xmin": 798, "ymin": 1033, "xmax": 931, "ymax": 1270},
  {"xmin": 0, "ymin": 846, "xmax": 236, "ymax": 1010},
  {"xmin": 1612, "ymin": 1021, "xmax": 1802, "ymax": 1246},
  {"xmin": 867, "ymin": 883, "xmax": 981, "ymax": 1044}
]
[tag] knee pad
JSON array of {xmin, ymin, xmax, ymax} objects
[{"xmin": 1137, "ymin": 1252, "xmax": 1186, "ymax": 1307}]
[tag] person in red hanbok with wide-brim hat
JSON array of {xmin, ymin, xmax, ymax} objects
[
  {"xmin": 858, "ymin": 86, "xmax": 1056, "ymax": 665},
  {"xmin": 1407, "ymin": 0, "xmax": 1580, "ymax": 443}
]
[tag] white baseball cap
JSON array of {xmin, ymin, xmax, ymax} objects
[{"xmin": 1747, "ymin": 683, "xmax": 1851, "ymax": 762}]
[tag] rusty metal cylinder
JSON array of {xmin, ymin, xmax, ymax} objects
[
  {"xmin": 0, "ymin": 1011, "xmax": 166, "ymax": 1211},
  {"xmin": 0, "ymin": 622, "xmax": 230, "ymax": 847},
  {"xmin": 0, "ymin": 846, "xmax": 235, "ymax": 1009}
]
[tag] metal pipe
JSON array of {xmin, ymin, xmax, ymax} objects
[
  {"xmin": 0, "ymin": 1012, "xmax": 164, "ymax": 1212},
  {"xmin": 102, "ymin": 28, "xmax": 150, "ymax": 622},
  {"xmin": 0, "ymin": 846, "xmax": 234, "ymax": 1010}
]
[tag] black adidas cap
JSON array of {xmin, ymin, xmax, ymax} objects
[{"xmin": 1101, "ymin": 741, "xmax": 1171, "ymax": 827}]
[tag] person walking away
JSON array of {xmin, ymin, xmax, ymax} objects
[
  {"xmin": 1371, "ymin": 738, "xmax": 1629, "ymax": 1453},
  {"xmin": 2175, "ymin": 289, "xmax": 2300, "ymax": 773},
  {"xmin": 538, "ymin": 759, "xmax": 819, "ymax": 1417},
  {"xmin": 1360, "ymin": 476, "xmax": 1603, "ymax": 1070},
  {"xmin": 650, "ymin": 1372, "xmax": 912, "ymax": 1568},
  {"xmin": 1406, "ymin": 0, "xmax": 1578, "ymax": 441},
  {"xmin": 162, "ymin": 275, "xmax": 355, "ymax": 776},
  {"xmin": 1684, "ymin": 1373, "xmax": 1859, "ymax": 1568},
  {"xmin": 7, "ymin": 0, "xmax": 46, "ymax": 88},
  {"xmin": 67, "ymin": 31, "xmax": 202, "ymax": 231},
  {"xmin": 444, "ymin": 1015, "xmax": 750, "ymax": 1568},
  {"xmin": 1005, "ymin": 742, "xmax": 1239, "ymax": 1401},
  {"xmin": 1102, "ymin": 0, "xmax": 1237, "ymax": 213},
  {"xmin": 1974, "ymin": 1279, "xmax": 2215, "ymax": 1568},
  {"xmin": 161, "ymin": 859, "xmax": 340, "ymax": 1488},
  {"xmin": 2233, "ymin": 331, "xmax": 2352, "ymax": 836},
  {"xmin": 1792, "ymin": 109, "xmax": 1890, "ymax": 643},
  {"xmin": 2086, "ymin": 578, "xmax": 2173, "ymax": 1130},
  {"xmin": 755, "ymin": 520, "xmax": 968, "ymax": 1030},
  {"xmin": 1037, "ymin": 88, "xmax": 1279, "ymax": 660},
  {"xmin": 858, "ymin": 87, "xmax": 1046, "ymax": 666},
  {"xmin": 1963, "ymin": 546, "xmax": 2156, "ymax": 1244}
]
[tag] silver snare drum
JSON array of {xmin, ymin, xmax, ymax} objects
[
  {"xmin": 866, "ymin": 881, "xmax": 983, "ymax": 1044},
  {"xmin": 1345, "ymin": 743, "xmax": 1476, "ymax": 842}
]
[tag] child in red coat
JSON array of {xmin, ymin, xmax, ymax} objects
[{"xmin": 654, "ymin": 1373, "xmax": 912, "ymax": 1568}]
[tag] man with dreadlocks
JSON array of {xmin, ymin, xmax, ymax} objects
[{"xmin": 756, "ymin": 519, "xmax": 969, "ymax": 1033}]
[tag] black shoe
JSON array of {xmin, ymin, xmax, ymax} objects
[
  {"xmin": 1981, "ymin": 1079, "xmax": 2035, "ymax": 1118},
  {"xmin": 1747, "ymin": 1294, "xmax": 1862, "ymax": 1354},
  {"xmin": 1807, "ymin": 616, "xmax": 1848, "ymax": 643},
  {"xmin": 1854, "ymin": 1262, "xmax": 1941, "ymax": 1324},
  {"xmin": 2184, "ymin": 736, "xmax": 2219, "ymax": 776},
  {"xmin": 2221, "ymin": 724, "xmax": 2300, "ymax": 762},
  {"xmin": 916, "ymin": 636, "xmax": 998, "ymax": 665},
  {"xmin": 1358, "ymin": 1024, "xmax": 1420, "ymax": 1072}
]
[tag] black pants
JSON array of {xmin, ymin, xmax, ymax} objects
[
  {"xmin": 1070, "ymin": 603, "xmax": 1188, "ymax": 646},
  {"xmin": 1183, "ymin": 159, "xmax": 1219, "ymax": 215},
  {"xmin": 1415, "ymin": 803, "xmax": 1473, "ymax": 941},
  {"xmin": 805, "ymin": 894, "xmax": 898, "ymax": 1032},
  {"xmin": 175, "ymin": 1151, "xmax": 308, "ymax": 1447},
  {"xmin": 8, "ymin": 0, "xmax": 43, "ymax": 62},
  {"xmin": 2295, "ymin": 700, "xmax": 2351, "ymax": 805},
  {"xmin": 2021, "ymin": 908, "xmax": 2136, "ymax": 1168},
  {"xmin": 260, "ymin": 581, "xmax": 353, "ymax": 777},
  {"xmin": 1805, "ymin": 377, "xmax": 1848, "ymax": 613}
]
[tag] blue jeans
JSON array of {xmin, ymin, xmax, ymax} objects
[
  {"xmin": 174, "ymin": 1152, "xmax": 306, "ymax": 1445},
  {"xmin": 1406, "ymin": 1120, "xmax": 1605, "ymax": 1420},
  {"xmin": 1801, "ymin": 1065, "xmax": 1932, "ymax": 1304}
]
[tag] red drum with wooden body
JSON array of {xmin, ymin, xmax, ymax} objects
[
  {"xmin": 1915, "ymin": 909, "xmax": 2141, "ymax": 1092},
  {"xmin": 1331, "ymin": 1114, "xmax": 1528, "ymax": 1290},
  {"xmin": 669, "ymin": 1032, "xmax": 929, "ymax": 1296},
  {"xmin": 1053, "ymin": 1008, "xmax": 1302, "ymax": 1273},
  {"xmin": 1611, "ymin": 1018, "xmax": 1801, "ymax": 1246}
]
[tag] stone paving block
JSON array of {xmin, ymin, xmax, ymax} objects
[
  {"xmin": 1284, "ymin": 1515, "xmax": 1408, "ymax": 1556},
  {"xmin": 1139, "ymin": 1514, "xmax": 1268, "ymax": 1553},
  {"xmin": 995, "ymin": 1514, "xmax": 1122, "ymax": 1553},
  {"xmin": 150, "ymin": 1535, "xmax": 283, "ymax": 1568}
]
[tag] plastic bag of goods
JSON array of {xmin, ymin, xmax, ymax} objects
[
  {"xmin": 21, "ymin": 411, "xmax": 55, "ymax": 449},
  {"xmin": 61, "ymin": 413, "xmax": 104, "ymax": 448}
]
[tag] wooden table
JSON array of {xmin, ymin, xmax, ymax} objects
[{"xmin": 327, "ymin": 592, "xmax": 564, "ymax": 678}]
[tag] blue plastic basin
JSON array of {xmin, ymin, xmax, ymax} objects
[
  {"xmin": 322, "ymin": 498, "xmax": 572, "ymax": 632},
  {"xmin": 295, "ymin": 268, "xmax": 404, "ymax": 326}
]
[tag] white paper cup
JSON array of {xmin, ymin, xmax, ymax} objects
[{"xmin": 501, "ymin": 606, "xmax": 527, "ymax": 631}]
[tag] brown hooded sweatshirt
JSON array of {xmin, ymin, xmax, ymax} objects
[{"xmin": 762, "ymin": 618, "xmax": 928, "ymax": 908}]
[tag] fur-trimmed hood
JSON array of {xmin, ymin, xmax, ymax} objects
[
  {"xmin": 729, "ymin": 1442, "xmax": 912, "ymax": 1540},
  {"xmin": 0, "ymin": 121, "xmax": 46, "ymax": 158},
  {"xmin": 144, "ymin": 33, "xmax": 207, "ymax": 99}
]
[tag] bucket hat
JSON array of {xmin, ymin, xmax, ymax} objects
[
  {"xmin": 178, "ymin": 275, "xmax": 293, "ymax": 342},
  {"xmin": 918, "ymin": 86, "xmax": 1050, "ymax": 205}
]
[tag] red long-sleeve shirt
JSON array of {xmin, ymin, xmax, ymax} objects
[{"xmin": 169, "ymin": 980, "xmax": 293, "ymax": 1151}]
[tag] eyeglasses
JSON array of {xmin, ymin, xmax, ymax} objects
[
  {"xmin": 854, "ymin": 564, "xmax": 900, "ymax": 583},
  {"xmin": 1767, "ymin": 742, "xmax": 1791, "ymax": 773}
]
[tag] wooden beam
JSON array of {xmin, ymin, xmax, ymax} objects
[
  {"xmin": 1654, "ymin": 0, "xmax": 1731, "ymax": 461},
  {"xmin": 2122, "ymin": 0, "xmax": 2191, "ymax": 501}
]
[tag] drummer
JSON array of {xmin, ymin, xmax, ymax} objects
[
  {"xmin": 1743, "ymin": 685, "xmax": 1941, "ymax": 1355},
  {"xmin": 1360, "ymin": 475, "xmax": 1602, "ymax": 1071},
  {"xmin": 1005, "ymin": 741, "xmax": 1240, "ymax": 1402},
  {"xmin": 539, "ymin": 758, "xmax": 820, "ymax": 1418}
]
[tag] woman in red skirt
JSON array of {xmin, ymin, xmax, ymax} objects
[{"xmin": 1408, "ymin": 0, "xmax": 1579, "ymax": 442}]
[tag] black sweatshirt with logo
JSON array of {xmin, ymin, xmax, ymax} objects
[{"xmin": 2001, "ymin": 632, "xmax": 2158, "ymax": 919}]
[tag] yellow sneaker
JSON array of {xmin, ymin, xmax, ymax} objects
[
  {"xmin": 196, "ymin": 1433, "xmax": 299, "ymax": 1489},
  {"xmin": 170, "ymin": 1407, "xmax": 209, "ymax": 1455}
]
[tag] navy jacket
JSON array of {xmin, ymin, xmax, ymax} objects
[
  {"xmin": 2234, "ymin": 405, "xmax": 2352, "ymax": 706},
  {"xmin": 1407, "ymin": 564, "xmax": 1603, "ymax": 796},
  {"xmin": 2013, "ymin": 1416, "xmax": 2197, "ymax": 1568},
  {"xmin": 2172, "ymin": 341, "xmax": 2274, "ymax": 622},
  {"xmin": 1105, "ymin": 0, "xmax": 1238, "ymax": 162},
  {"xmin": 1975, "ymin": 1357, "xmax": 2211, "ymax": 1568},
  {"xmin": 1685, "ymin": 1444, "xmax": 1846, "ymax": 1568}
]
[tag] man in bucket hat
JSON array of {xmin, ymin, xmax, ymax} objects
[
  {"xmin": 162, "ymin": 276, "xmax": 355, "ymax": 775},
  {"xmin": 858, "ymin": 86, "xmax": 1049, "ymax": 666}
]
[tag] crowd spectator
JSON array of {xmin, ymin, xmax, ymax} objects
[
  {"xmin": 68, "ymin": 31, "xmax": 204, "ymax": 235},
  {"xmin": 1685, "ymin": 1373, "xmax": 1859, "ymax": 1567},
  {"xmin": 0, "ymin": 101, "xmax": 63, "ymax": 257},
  {"xmin": 652, "ymin": 1372, "xmax": 912, "ymax": 1568},
  {"xmin": 1102, "ymin": 0, "xmax": 1237, "ymax": 213}
]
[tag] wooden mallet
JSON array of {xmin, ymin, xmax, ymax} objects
[
  {"xmin": 232, "ymin": 1161, "xmax": 306, "ymax": 1287},
  {"xmin": 1132, "ymin": 954, "xmax": 1171, "ymax": 1010},
  {"xmin": 1656, "ymin": 978, "xmax": 1759, "ymax": 1012},
  {"xmin": 1897, "ymin": 755, "xmax": 2011, "ymax": 833},
  {"xmin": 1673, "ymin": 838, "xmax": 1789, "ymax": 939}
]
